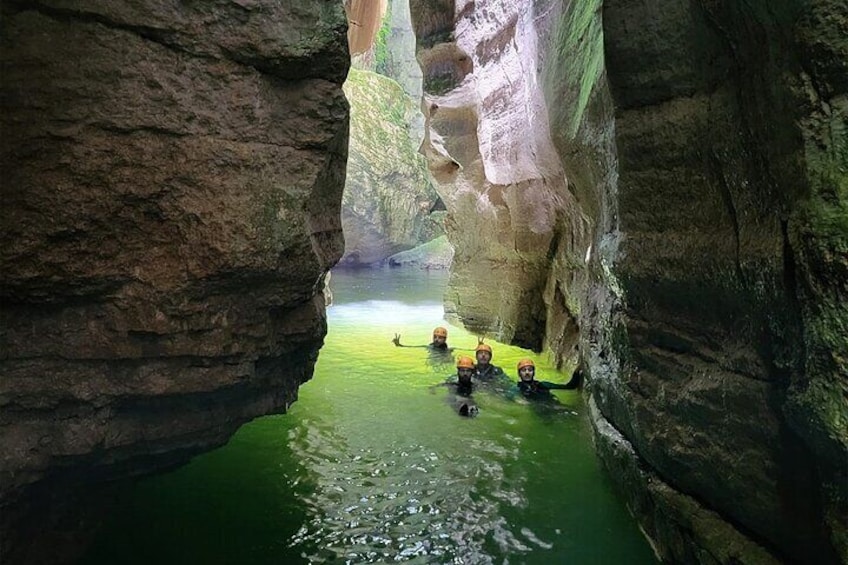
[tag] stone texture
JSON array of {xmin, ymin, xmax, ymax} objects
[
  {"xmin": 387, "ymin": 234, "xmax": 454, "ymax": 269},
  {"xmin": 411, "ymin": 0, "xmax": 846, "ymax": 562},
  {"xmin": 589, "ymin": 397, "xmax": 781, "ymax": 565},
  {"xmin": 596, "ymin": 0, "xmax": 847, "ymax": 562},
  {"xmin": 339, "ymin": 68, "xmax": 440, "ymax": 266},
  {"xmin": 412, "ymin": 0, "xmax": 584, "ymax": 350},
  {"xmin": 344, "ymin": 0, "xmax": 387, "ymax": 57},
  {"xmin": 382, "ymin": 0, "xmax": 426, "ymax": 145},
  {"xmin": 0, "ymin": 0, "xmax": 349, "ymax": 559}
]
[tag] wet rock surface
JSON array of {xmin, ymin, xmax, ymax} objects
[
  {"xmin": 339, "ymin": 69, "xmax": 439, "ymax": 267},
  {"xmin": 597, "ymin": 0, "xmax": 846, "ymax": 562},
  {"xmin": 411, "ymin": 0, "xmax": 585, "ymax": 349},
  {"xmin": 411, "ymin": 0, "xmax": 846, "ymax": 562},
  {"xmin": 0, "ymin": 1, "xmax": 349, "ymax": 561}
]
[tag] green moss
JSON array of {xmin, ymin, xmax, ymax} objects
[
  {"xmin": 374, "ymin": 3, "xmax": 393, "ymax": 76},
  {"xmin": 342, "ymin": 68, "xmax": 439, "ymax": 253},
  {"xmin": 547, "ymin": 0, "xmax": 604, "ymax": 138},
  {"xmin": 786, "ymin": 93, "xmax": 848, "ymax": 473},
  {"xmin": 423, "ymin": 73, "xmax": 457, "ymax": 96}
]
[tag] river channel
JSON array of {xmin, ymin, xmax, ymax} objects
[{"xmin": 81, "ymin": 267, "xmax": 656, "ymax": 564}]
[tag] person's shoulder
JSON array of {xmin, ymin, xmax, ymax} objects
[{"xmin": 492, "ymin": 365, "xmax": 504, "ymax": 375}]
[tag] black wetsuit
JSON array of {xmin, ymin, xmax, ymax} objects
[
  {"xmin": 511, "ymin": 370, "xmax": 582, "ymax": 400},
  {"xmin": 443, "ymin": 376, "xmax": 478, "ymax": 416},
  {"xmin": 474, "ymin": 364, "xmax": 504, "ymax": 381},
  {"xmin": 515, "ymin": 380, "xmax": 570, "ymax": 398},
  {"xmin": 474, "ymin": 364, "xmax": 511, "ymax": 391}
]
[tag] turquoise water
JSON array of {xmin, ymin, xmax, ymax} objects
[{"xmin": 81, "ymin": 268, "xmax": 656, "ymax": 564}]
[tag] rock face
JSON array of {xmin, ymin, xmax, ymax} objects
[
  {"xmin": 345, "ymin": 0, "xmax": 387, "ymax": 57},
  {"xmin": 339, "ymin": 69, "xmax": 440, "ymax": 266},
  {"xmin": 411, "ymin": 0, "xmax": 846, "ymax": 562},
  {"xmin": 387, "ymin": 235, "xmax": 454, "ymax": 269},
  {"xmin": 0, "ymin": 0, "xmax": 349, "ymax": 559},
  {"xmin": 600, "ymin": 1, "xmax": 846, "ymax": 562},
  {"xmin": 411, "ymin": 0, "xmax": 585, "ymax": 350}
]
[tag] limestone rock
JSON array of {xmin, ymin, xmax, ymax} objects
[
  {"xmin": 0, "ymin": 1, "xmax": 349, "ymax": 555},
  {"xmin": 345, "ymin": 0, "xmax": 387, "ymax": 57},
  {"xmin": 413, "ymin": 0, "xmax": 585, "ymax": 349},
  {"xmin": 596, "ymin": 0, "xmax": 847, "ymax": 561},
  {"xmin": 387, "ymin": 234, "xmax": 454, "ymax": 269},
  {"xmin": 411, "ymin": 0, "xmax": 846, "ymax": 562},
  {"xmin": 340, "ymin": 68, "xmax": 440, "ymax": 266}
]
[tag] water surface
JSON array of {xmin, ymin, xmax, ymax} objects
[{"xmin": 81, "ymin": 268, "xmax": 656, "ymax": 564}]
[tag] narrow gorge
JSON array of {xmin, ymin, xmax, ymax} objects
[{"xmin": 1, "ymin": 0, "xmax": 845, "ymax": 564}]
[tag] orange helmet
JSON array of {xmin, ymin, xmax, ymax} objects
[
  {"xmin": 517, "ymin": 358, "xmax": 535, "ymax": 371},
  {"xmin": 433, "ymin": 327, "xmax": 448, "ymax": 338},
  {"xmin": 456, "ymin": 356, "xmax": 475, "ymax": 369},
  {"xmin": 475, "ymin": 343, "xmax": 492, "ymax": 354}
]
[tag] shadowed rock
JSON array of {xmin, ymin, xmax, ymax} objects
[{"xmin": 0, "ymin": 1, "xmax": 350, "ymax": 561}]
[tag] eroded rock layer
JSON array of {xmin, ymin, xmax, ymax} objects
[
  {"xmin": 0, "ymin": 0, "xmax": 349, "ymax": 557},
  {"xmin": 339, "ymin": 69, "xmax": 439, "ymax": 267},
  {"xmin": 411, "ymin": 0, "xmax": 846, "ymax": 562},
  {"xmin": 412, "ymin": 0, "xmax": 586, "ymax": 351},
  {"xmin": 601, "ymin": 1, "xmax": 846, "ymax": 562}
]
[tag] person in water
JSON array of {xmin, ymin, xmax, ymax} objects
[
  {"xmin": 473, "ymin": 343, "xmax": 510, "ymax": 389},
  {"xmin": 433, "ymin": 355, "xmax": 479, "ymax": 417},
  {"xmin": 392, "ymin": 326, "xmax": 451, "ymax": 351},
  {"xmin": 510, "ymin": 358, "xmax": 581, "ymax": 400}
]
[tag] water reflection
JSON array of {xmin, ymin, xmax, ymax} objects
[{"xmin": 80, "ymin": 267, "xmax": 656, "ymax": 564}]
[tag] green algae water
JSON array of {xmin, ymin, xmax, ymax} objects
[{"xmin": 81, "ymin": 268, "xmax": 656, "ymax": 564}]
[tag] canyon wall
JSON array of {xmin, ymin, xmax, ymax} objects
[
  {"xmin": 340, "ymin": 0, "xmax": 441, "ymax": 267},
  {"xmin": 0, "ymin": 0, "xmax": 349, "ymax": 560},
  {"xmin": 0, "ymin": 0, "xmax": 843, "ymax": 563},
  {"xmin": 411, "ymin": 0, "xmax": 846, "ymax": 562},
  {"xmin": 339, "ymin": 68, "xmax": 440, "ymax": 266},
  {"xmin": 411, "ymin": 0, "xmax": 586, "ymax": 352},
  {"xmin": 597, "ymin": 1, "xmax": 846, "ymax": 562}
]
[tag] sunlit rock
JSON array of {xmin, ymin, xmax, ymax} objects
[
  {"xmin": 340, "ymin": 69, "xmax": 441, "ymax": 267},
  {"xmin": 345, "ymin": 0, "xmax": 387, "ymax": 57},
  {"xmin": 412, "ymin": 0, "xmax": 846, "ymax": 562},
  {"xmin": 413, "ymin": 0, "xmax": 585, "ymax": 350}
]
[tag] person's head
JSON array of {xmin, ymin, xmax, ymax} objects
[
  {"xmin": 475, "ymin": 343, "xmax": 493, "ymax": 366},
  {"xmin": 456, "ymin": 355, "xmax": 475, "ymax": 384},
  {"xmin": 432, "ymin": 326, "xmax": 448, "ymax": 347},
  {"xmin": 517, "ymin": 359, "xmax": 535, "ymax": 381}
]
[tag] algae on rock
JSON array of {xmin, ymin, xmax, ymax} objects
[{"xmin": 340, "ymin": 69, "xmax": 442, "ymax": 266}]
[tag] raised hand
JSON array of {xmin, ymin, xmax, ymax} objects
[{"xmin": 392, "ymin": 333, "xmax": 402, "ymax": 347}]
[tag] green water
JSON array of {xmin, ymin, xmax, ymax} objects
[{"xmin": 81, "ymin": 268, "xmax": 656, "ymax": 564}]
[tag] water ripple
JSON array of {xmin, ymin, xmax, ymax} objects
[{"xmin": 285, "ymin": 422, "xmax": 536, "ymax": 563}]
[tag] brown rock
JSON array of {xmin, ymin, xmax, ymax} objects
[{"xmin": 0, "ymin": 2, "xmax": 349, "ymax": 554}]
